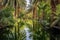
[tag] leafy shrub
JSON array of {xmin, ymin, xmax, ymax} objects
[{"xmin": 0, "ymin": 6, "xmax": 15, "ymax": 40}]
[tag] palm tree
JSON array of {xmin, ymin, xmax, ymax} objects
[{"xmin": 0, "ymin": 0, "xmax": 9, "ymax": 10}]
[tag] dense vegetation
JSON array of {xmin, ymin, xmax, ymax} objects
[{"xmin": 0, "ymin": 0, "xmax": 60, "ymax": 40}]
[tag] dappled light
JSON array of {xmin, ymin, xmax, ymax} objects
[{"xmin": 0, "ymin": 0, "xmax": 60, "ymax": 40}]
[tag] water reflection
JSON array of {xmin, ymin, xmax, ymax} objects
[{"xmin": 24, "ymin": 27, "xmax": 32, "ymax": 40}]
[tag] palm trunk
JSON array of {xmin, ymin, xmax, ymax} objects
[
  {"xmin": 50, "ymin": 0, "xmax": 60, "ymax": 40},
  {"xmin": 50, "ymin": 0, "xmax": 56, "ymax": 40},
  {"xmin": 33, "ymin": 0, "xmax": 38, "ymax": 40},
  {"xmin": 14, "ymin": 0, "xmax": 18, "ymax": 17},
  {"xmin": 50, "ymin": 0, "xmax": 57, "ymax": 23},
  {"xmin": 33, "ymin": 0, "xmax": 38, "ymax": 29},
  {"xmin": 33, "ymin": 2, "xmax": 37, "ymax": 19}
]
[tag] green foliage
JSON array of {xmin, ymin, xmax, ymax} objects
[
  {"xmin": 0, "ymin": 6, "xmax": 15, "ymax": 40},
  {"xmin": 35, "ymin": 1, "xmax": 60, "ymax": 40},
  {"xmin": 33, "ymin": 1, "xmax": 51, "ymax": 40},
  {"xmin": 0, "ymin": 6, "xmax": 15, "ymax": 28},
  {"xmin": 19, "ymin": 30, "xmax": 26, "ymax": 40},
  {"xmin": 1, "ymin": 0, "xmax": 60, "ymax": 40},
  {"xmin": 56, "ymin": 4, "xmax": 60, "ymax": 16}
]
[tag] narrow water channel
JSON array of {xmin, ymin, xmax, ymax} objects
[
  {"xmin": 23, "ymin": 0, "xmax": 32, "ymax": 40},
  {"xmin": 24, "ymin": 27, "xmax": 32, "ymax": 40}
]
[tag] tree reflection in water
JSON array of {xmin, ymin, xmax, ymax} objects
[{"xmin": 24, "ymin": 27, "xmax": 32, "ymax": 40}]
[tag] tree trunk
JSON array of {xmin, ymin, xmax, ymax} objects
[
  {"xmin": 33, "ymin": 0, "xmax": 38, "ymax": 40},
  {"xmin": 50, "ymin": 0, "xmax": 60, "ymax": 40},
  {"xmin": 50, "ymin": 0, "xmax": 57, "ymax": 23}
]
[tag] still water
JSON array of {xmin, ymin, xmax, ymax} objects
[{"xmin": 24, "ymin": 27, "xmax": 32, "ymax": 40}]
